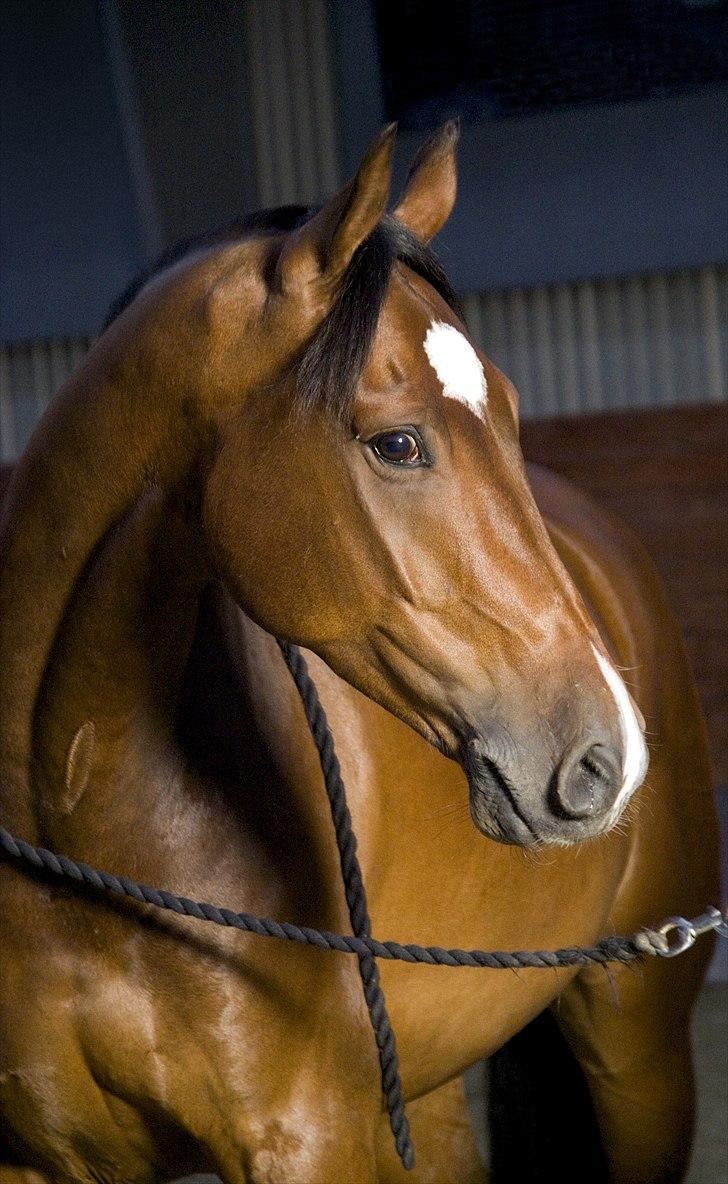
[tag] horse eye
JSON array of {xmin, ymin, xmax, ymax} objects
[{"xmin": 371, "ymin": 430, "xmax": 424, "ymax": 466}]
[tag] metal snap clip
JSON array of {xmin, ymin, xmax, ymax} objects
[{"xmin": 635, "ymin": 907, "xmax": 728, "ymax": 958}]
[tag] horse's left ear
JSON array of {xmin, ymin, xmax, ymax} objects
[
  {"xmin": 276, "ymin": 123, "xmax": 397, "ymax": 294},
  {"xmin": 393, "ymin": 120, "xmax": 459, "ymax": 243}
]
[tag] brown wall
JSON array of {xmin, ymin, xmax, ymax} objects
[{"xmin": 522, "ymin": 403, "xmax": 728, "ymax": 786}]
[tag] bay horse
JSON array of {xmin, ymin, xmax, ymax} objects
[{"xmin": 0, "ymin": 122, "xmax": 719, "ymax": 1184}]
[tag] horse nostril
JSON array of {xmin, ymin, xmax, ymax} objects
[{"xmin": 553, "ymin": 743, "xmax": 621, "ymax": 820}]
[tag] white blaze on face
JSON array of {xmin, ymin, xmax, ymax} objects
[
  {"xmin": 423, "ymin": 321, "xmax": 487, "ymax": 419},
  {"xmin": 591, "ymin": 644, "xmax": 648, "ymax": 811}
]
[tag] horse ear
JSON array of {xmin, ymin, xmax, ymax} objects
[
  {"xmin": 276, "ymin": 123, "xmax": 397, "ymax": 294},
  {"xmin": 393, "ymin": 120, "xmax": 459, "ymax": 243}
]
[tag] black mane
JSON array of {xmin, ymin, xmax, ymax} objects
[{"xmin": 104, "ymin": 205, "xmax": 461, "ymax": 420}]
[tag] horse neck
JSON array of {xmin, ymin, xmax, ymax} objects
[
  {"xmin": 0, "ymin": 348, "xmax": 336, "ymax": 919},
  {"xmin": 0, "ymin": 338, "xmax": 204, "ymax": 835}
]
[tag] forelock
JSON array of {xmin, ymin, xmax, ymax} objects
[{"xmin": 296, "ymin": 214, "xmax": 460, "ymax": 421}]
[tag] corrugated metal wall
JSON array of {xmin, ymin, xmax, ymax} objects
[
  {"xmin": 0, "ymin": 337, "xmax": 95, "ymax": 463},
  {"xmin": 463, "ymin": 263, "xmax": 728, "ymax": 418},
  {"xmin": 1, "ymin": 263, "xmax": 725, "ymax": 463},
  {"xmin": 243, "ymin": 0, "xmax": 342, "ymax": 206}
]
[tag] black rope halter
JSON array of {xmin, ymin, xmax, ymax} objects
[{"xmin": 1, "ymin": 640, "xmax": 725, "ymax": 1171}]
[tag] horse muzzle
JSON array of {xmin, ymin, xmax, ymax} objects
[{"xmin": 462, "ymin": 722, "xmax": 649, "ymax": 847}]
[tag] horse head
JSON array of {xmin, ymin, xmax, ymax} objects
[{"xmin": 106, "ymin": 123, "xmax": 648, "ymax": 847}]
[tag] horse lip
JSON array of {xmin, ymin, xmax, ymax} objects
[
  {"xmin": 467, "ymin": 776, "xmax": 539, "ymax": 845},
  {"xmin": 464, "ymin": 743, "xmax": 542, "ymax": 846},
  {"xmin": 467, "ymin": 758, "xmax": 631, "ymax": 848}
]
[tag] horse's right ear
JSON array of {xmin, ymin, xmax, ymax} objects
[
  {"xmin": 393, "ymin": 120, "xmax": 459, "ymax": 243},
  {"xmin": 275, "ymin": 123, "xmax": 397, "ymax": 295}
]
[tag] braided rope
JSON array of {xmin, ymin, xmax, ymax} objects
[
  {"xmin": 0, "ymin": 824, "xmax": 640, "ymax": 969},
  {"xmin": 276, "ymin": 640, "xmax": 413, "ymax": 1169}
]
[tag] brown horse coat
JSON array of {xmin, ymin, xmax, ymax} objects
[{"xmin": 0, "ymin": 124, "xmax": 719, "ymax": 1184}]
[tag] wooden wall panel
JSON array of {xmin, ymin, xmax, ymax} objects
[{"xmin": 521, "ymin": 404, "xmax": 727, "ymax": 785}]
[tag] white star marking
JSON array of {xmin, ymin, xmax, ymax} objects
[{"xmin": 423, "ymin": 321, "xmax": 487, "ymax": 419}]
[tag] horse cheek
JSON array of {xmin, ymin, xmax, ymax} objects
[{"xmin": 201, "ymin": 438, "xmax": 352, "ymax": 646}]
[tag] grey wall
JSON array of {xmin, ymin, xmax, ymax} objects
[
  {"xmin": 110, "ymin": 0, "xmax": 258, "ymax": 247},
  {"xmin": 1, "ymin": 0, "xmax": 259, "ymax": 343},
  {"xmin": 0, "ymin": 0, "xmax": 144, "ymax": 341},
  {"xmin": 331, "ymin": 0, "xmax": 728, "ymax": 292},
  {"xmin": 421, "ymin": 89, "xmax": 728, "ymax": 292}
]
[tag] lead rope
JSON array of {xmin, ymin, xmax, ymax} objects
[
  {"xmin": 276, "ymin": 640, "xmax": 413, "ymax": 1169},
  {"xmin": 0, "ymin": 644, "xmax": 725, "ymax": 1171}
]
